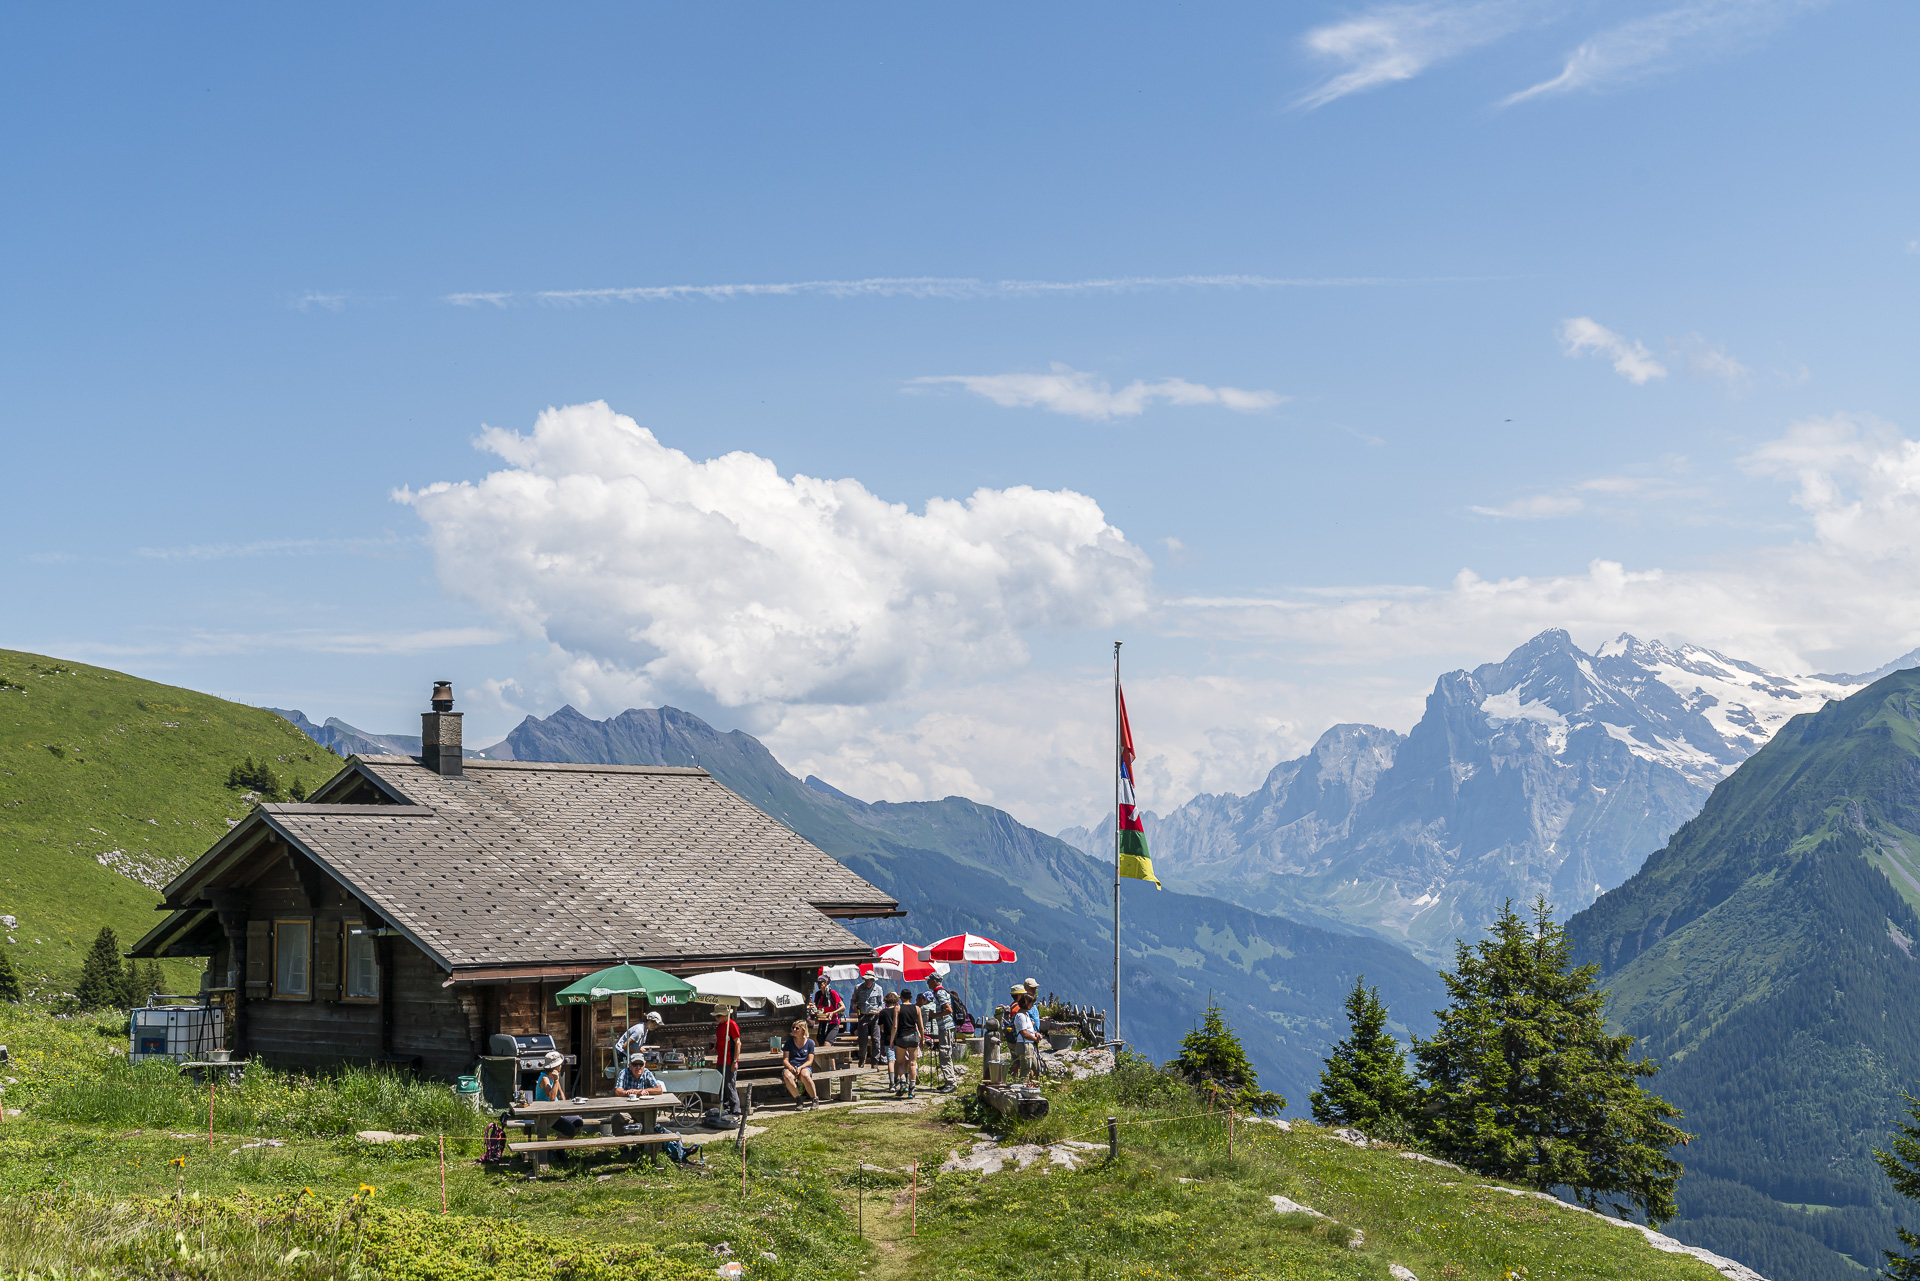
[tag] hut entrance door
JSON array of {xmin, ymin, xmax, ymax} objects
[{"xmin": 569, "ymin": 1001, "xmax": 587, "ymax": 1097}]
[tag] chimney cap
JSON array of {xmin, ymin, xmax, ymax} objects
[{"xmin": 431, "ymin": 681, "xmax": 455, "ymax": 712}]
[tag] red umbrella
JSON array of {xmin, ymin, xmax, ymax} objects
[
  {"xmin": 925, "ymin": 933, "xmax": 1018, "ymax": 964},
  {"xmin": 871, "ymin": 942, "xmax": 944, "ymax": 981}
]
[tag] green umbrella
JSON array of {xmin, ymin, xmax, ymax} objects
[{"xmin": 553, "ymin": 963, "xmax": 701, "ymax": 1007}]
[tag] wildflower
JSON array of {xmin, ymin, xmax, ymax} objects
[
  {"xmin": 358, "ymin": 1182, "xmax": 377, "ymax": 1198},
  {"xmin": 170, "ymin": 1156, "xmax": 186, "ymax": 1168}
]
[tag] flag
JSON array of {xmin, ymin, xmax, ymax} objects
[{"xmin": 1117, "ymin": 684, "xmax": 1161, "ymax": 888}]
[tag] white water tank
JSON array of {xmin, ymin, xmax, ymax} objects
[{"xmin": 129, "ymin": 1001, "xmax": 225, "ymax": 1063}]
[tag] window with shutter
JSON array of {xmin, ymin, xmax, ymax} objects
[
  {"xmin": 274, "ymin": 920, "xmax": 311, "ymax": 998},
  {"xmin": 314, "ymin": 921, "xmax": 341, "ymax": 1000},
  {"xmin": 244, "ymin": 920, "xmax": 271, "ymax": 995},
  {"xmin": 345, "ymin": 932, "xmax": 380, "ymax": 1001}
]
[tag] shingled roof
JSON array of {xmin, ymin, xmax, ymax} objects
[{"xmin": 137, "ymin": 756, "xmax": 898, "ymax": 979}]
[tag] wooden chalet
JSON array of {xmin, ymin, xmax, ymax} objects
[{"xmin": 130, "ymin": 684, "xmax": 899, "ymax": 1083}]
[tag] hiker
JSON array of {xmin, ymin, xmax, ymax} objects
[
  {"xmin": 811, "ymin": 974, "xmax": 846, "ymax": 1043},
  {"xmin": 781, "ymin": 1018, "xmax": 820, "ymax": 1110},
  {"xmin": 1011, "ymin": 993, "xmax": 1043, "ymax": 1081},
  {"xmin": 713, "ymin": 1003, "xmax": 743, "ymax": 1116},
  {"xmin": 927, "ymin": 974, "xmax": 959, "ymax": 1092},
  {"xmin": 878, "ymin": 990, "xmax": 902, "ymax": 1089},
  {"xmin": 852, "ymin": 973, "xmax": 884, "ymax": 1066},
  {"xmin": 893, "ymin": 988, "xmax": 925, "ymax": 1098}
]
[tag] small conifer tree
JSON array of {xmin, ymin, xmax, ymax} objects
[
  {"xmin": 226, "ymin": 757, "xmax": 283, "ymax": 801},
  {"xmin": 1873, "ymin": 1089, "xmax": 1920, "ymax": 1278},
  {"xmin": 0, "ymin": 945, "xmax": 22, "ymax": 1003},
  {"xmin": 1413, "ymin": 898, "xmax": 1689, "ymax": 1223},
  {"xmin": 1173, "ymin": 997, "xmax": 1286, "ymax": 1116},
  {"xmin": 76, "ymin": 926, "xmax": 125, "ymax": 1010},
  {"xmin": 1311, "ymin": 975, "xmax": 1418, "ymax": 1139}
]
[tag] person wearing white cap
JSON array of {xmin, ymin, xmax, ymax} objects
[{"xmin": 614, "ymin": 1009, "xmax": 664, "ymax": 1069}]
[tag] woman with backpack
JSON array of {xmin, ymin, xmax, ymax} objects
[{"xmin": 893, "ymin": 987, "xmax": 925, "ymax": 1097}]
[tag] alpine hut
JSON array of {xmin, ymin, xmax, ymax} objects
[{"xmin": 129, "ymin": 683, "xmax": 899, "ymax": 1084}]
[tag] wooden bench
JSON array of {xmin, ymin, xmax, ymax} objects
[
  {"xmin": 756, "ymin": 1066, "xmax": 865, "ymax": 1104},
  {"xmin": 508, "ymin": 1131, "xmax": 697, "ymax": 1168}
]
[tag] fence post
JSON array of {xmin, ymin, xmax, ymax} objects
[{"xmin": 1107, "ymin": 1116, "xmax": 1118, "ymax": 1161}]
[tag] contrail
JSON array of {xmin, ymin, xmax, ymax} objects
[{"xmin": 442, "ymin": 273, "xmax": 1494, "ymax": 307}]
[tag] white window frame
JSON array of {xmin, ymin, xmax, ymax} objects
[
  {"xmin": 344, "ymin": 930, "xmax": 380, "ymax": 1002},
  {"xmin": 273, "ymin": 919, "xmax": 311, "ymax": 999}
]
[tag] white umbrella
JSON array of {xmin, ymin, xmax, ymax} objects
[{"xmin": 684, "ymin": 969, "xmax": 806, "ymax": 1009}]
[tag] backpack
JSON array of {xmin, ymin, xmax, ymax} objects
[
  {"xmin": 479, "ymin": 1120, "xmax": 509, "ymax": 1165},
  {"xmin": 947, "ymin": 991, "xmax": 974, "ymax": 1031}
]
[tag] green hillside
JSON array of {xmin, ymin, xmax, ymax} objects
[
  {"xmin": 0, "ymin": 649, "xmax": 342, "ymax": 1000},
  {"xmin": 1569, "ymin": 669, "xmax": 1920, "ymax": 1281}
]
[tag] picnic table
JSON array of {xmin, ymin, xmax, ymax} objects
[
  {"xmin": 735, "ymin": 1043, "xmax": 854, "ymax": 1075},
  {"xmin": 506, "ymin": 1094, "xmax": 688, "ymax": 1168}
]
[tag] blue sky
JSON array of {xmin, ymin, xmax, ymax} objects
[{"xmin": 5, "ymin": 2, "xmax": 1918, "ymax": 831}]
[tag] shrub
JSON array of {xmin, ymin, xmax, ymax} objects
[{"xmin": 75, "ymin": 928, "xmax": 124, "ymax": 1011}]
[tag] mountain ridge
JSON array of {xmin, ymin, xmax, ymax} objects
[{"xmin": 1065, "ymin": 630, "xmax": 1863, "ymax": 960}]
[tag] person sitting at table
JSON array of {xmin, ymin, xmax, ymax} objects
[
  {"xmin": 780, "ymin": 1017, "xmax": 819, "ymax": 1110},
  {"xmin": 811, "ymin": 975, "xmax": 846, "ymax": 1043},
  {"xmin": 534, "ymin": 1050, "xmax": 590, "ymax": 1138},
  {"xmin": 611, "ymin": 1053, "xmax": 666, "ymax": 1133}
]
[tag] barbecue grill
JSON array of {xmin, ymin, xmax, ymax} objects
[{"xmin": 488, "ymin": 1033, "xmax": 578, "ymax": 1095}]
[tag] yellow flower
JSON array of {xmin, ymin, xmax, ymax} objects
[
  {"xmin": 358, "ymin": 1183, "xmax": 377, "ymax": 1198},
  {"xmin": 169, "ymin": 1157, "xmax": 186, "ymax": 1168}
]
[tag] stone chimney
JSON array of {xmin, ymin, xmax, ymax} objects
[{"xmin": 421, "ymin": 680, "xmax": 463, "ymax": 777}]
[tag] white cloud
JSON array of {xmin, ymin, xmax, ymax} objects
[
  {"xmin": 1503, "ymin": 0, "xmax": 1830, "ymax": 105},
  {"xmin": 1296, "ymin": 0, "xmax": 1544, "ymax": 109},
  {"xmin": 1471, "ymin": 493, "xmax": 1585, "ymax": 519},
  {"xmin": 397, "ymin": 401, "xmax": 1154, "ymax": 710},
  {"xmin": 1673, "ymin": 334, "xmax": 1750, "ymax": 390},
  {"xmin": 1559, "ymin": 316, "xmax": 1668, "ymax": 385},
  {"xmin": 294, "ymin": 292, "xmax": 349, "ymax": 312},
  {"xmin": 1167, "ymin": 414, "xmax": 1920, "ymax": 682},
  {"xmin": 444, "ymin": 273, "xmax": 1494, "ymax": 307},
  {"xmin": 912, "ymin": 364, "xmax": 1283, "ymax": 421}
]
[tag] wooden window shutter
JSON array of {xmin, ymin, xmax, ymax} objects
[
  {"xmin": 244, "ymin": 919, "xmax": 271, "ymax": 996},
  {"xmin": 314, "ymin": 921, "xmax": 342, "ymax": 1000}
]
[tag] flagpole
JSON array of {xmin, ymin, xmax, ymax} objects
[{"xmin": 1113, "ymin": 639, "xmax": 1122, "ymax": 1050}]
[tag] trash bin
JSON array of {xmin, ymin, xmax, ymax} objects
[{"xmin": 455, "ymin": 1074, "xmax": 483, "ymax": 1111}]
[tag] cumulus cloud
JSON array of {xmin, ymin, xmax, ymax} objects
[
  {"xmin": 1503, "ymin": 0, "xmax": 1831, "ymax": 106},
  {"xmin": 397, "ymin": 401, "xmax": 1154, "ymax": 710},
  {"xmin": 1169, "ymin": 414, "xmax": 1920, "ymax": 680},
  {"xmin": 1559, "ymin": 317, "xmax": 1667, "ymax": 385},
  {"xmin": 1296, "ymin": 0, "xmax": 1543, "ymax": 109},
  {"xmin": 912, "ymin": 364, "xmax": 1284, "ymax": 420}
]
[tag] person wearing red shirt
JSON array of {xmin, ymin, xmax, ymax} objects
[{"xmin": 713, "ymin": 1005, "xmax": 743, "ymax": 1117}]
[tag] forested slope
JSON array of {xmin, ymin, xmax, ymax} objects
[{"xmin": 1569, "ymin": 670, "xmax": 1920, "ymax": 1281}]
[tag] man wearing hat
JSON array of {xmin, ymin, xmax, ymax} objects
[{"xmin": 927, "ymin": 974, "xmax": 959, "ymax": 1092}]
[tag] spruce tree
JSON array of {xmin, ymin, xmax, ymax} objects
[
  {"xmin": 1173, "ymin": 997, "xmax": 1286, "ymax": 1116},
  {"xmin": 1873, "ymin": 1089, "xmax": 1920, "ymax": 1278},
  {"xmin": 0, "ymin": 945, "xmax": 22, "ymax": 1003},
  {"xmin": 1311, "ymin": 975, "xmax": 1417, "ymax": 1139},
  {"xmin": 1412, "ymin": 898, "xmax": 1689, "ymax": 1223},
  {"xmin": 75, "ymin": 926, "xmax": 125, "ymax": 1010}
]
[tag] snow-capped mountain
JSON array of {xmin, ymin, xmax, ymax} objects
[{"xmin": 1061, "ymin": 629, "xmax": 1874, "ymax": 961}]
